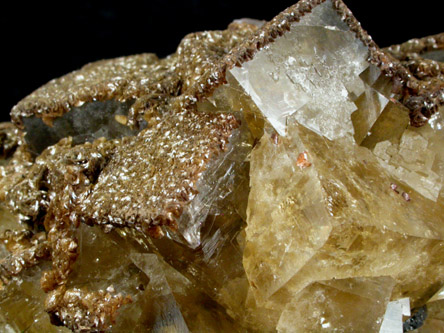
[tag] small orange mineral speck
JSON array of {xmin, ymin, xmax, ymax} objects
[
  {"xmin": 296, "ymin": 151, "xmax": 311, "ymax": 169},
  {"xmin": 271, "ymin": 133, "xmax": 281, "ymax": 145}
]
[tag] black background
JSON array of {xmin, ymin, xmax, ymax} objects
[{"xmin": 1, "ymin": 0, "xmax": 442, "ymax": 122}]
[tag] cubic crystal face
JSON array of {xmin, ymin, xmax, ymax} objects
[
  {"xmin": 1, "ymin": 0, "xmax": 443, "ymax": 332},
  {"xmin": 244, "ymin": 123, "xmax": 444, "ymax": 325},
  {"xmin": 373, "ymin": 108, "xmax": 444, "ymax": 201},
  {"xmin": 277, "ymin": 277, "xmax": 396, "ymax": 332},
  {"xmin": 230, "ymin": 0, "xmax": 370, "ymax": 139}
]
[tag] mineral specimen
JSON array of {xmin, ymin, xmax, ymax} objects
[{"xmin": 1, "ymin": 0, "xmax": 443, "ymax": 332}]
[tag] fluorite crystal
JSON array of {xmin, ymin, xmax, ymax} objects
[{"xmin": 1, "ymin": 0, "xmax": 443, "ymax": 332}]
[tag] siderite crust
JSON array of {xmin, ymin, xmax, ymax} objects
[
  {"xmin": 1, "ymin": 0, "xmax": 444, "ymax": 332},
  {"xmin": 77, "ymin": 110, "xmax": 240, "ymax": 242},
  {"xmin": 384, "ymin": 32, "xmax": 444, "ymax": 80},
  {"xmin": 11, "ymin": 24, "xmax": 258, "ymax": 129}
]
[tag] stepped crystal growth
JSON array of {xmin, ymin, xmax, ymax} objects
[{"xmin": 1, "ymin": 0, "xmax": 443, "ymax": 332}]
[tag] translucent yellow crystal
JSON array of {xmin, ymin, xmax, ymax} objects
[
  {"xmin": 0, "ymin": 265, "xmax": 69, "ymax": 333},
  {"xmin": 419, "ymin": 300, "xmax": 444, "ymax": 332},
  {"xmin": 243, "ymin": 122, "xmax": 444, "ymax": 330},
  {"xmin": 244, "ymin": 132, "xmax": 332, "ymax": 302},
  {"xmin": 373, "ymin": 107, "xmax": 444, "ymax": 201},
  {"xmin": 277, "ymin": 277, "xmax": 395, "ymax": 332}
]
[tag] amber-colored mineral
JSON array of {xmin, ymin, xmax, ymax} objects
[{"xmin": 1, "ymin": 0, "xmax": 443, "ymax": 332}]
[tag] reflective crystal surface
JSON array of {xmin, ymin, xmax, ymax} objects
[{"xmin": 230, "ymin": 0, "xmax": 369, "ymax": 139}]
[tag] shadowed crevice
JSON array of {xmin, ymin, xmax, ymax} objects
[{"xmin": 23, "ymin": 99, "xmax": 140, "ymax": 155}]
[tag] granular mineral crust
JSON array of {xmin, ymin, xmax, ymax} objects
[
  {"xmin": 385, "ymin": 33, "xmax": 444, "ymax": 63},
  {"xmin": 77, "ymin": 110, "xmax": 240, "ymax": 240},
  {"xmin": 11, "ymin": 24, "xmax": 258, "ymax": 129},
  {"xmin": 384, "ymin": 33, "xmax": 444, "ymax": 126},
  {"xmin": 0, "ymin": 123, "xmax": 21, "ymax": 160},
  {"xmin": 0, "ymin": 230, "xmax": 50, "ymax": 286},
  {"xmin": 1, "ymin": 0, "xmax": 443, "ymax": 332},
  {"xmin": 45, "ymin": 286, "xmax": 132, "ymax": 331}
]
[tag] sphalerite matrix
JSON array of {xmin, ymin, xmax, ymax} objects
[{"xmin": 1, "ymin": 0, "xmax": 443, "ymax": 332}]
